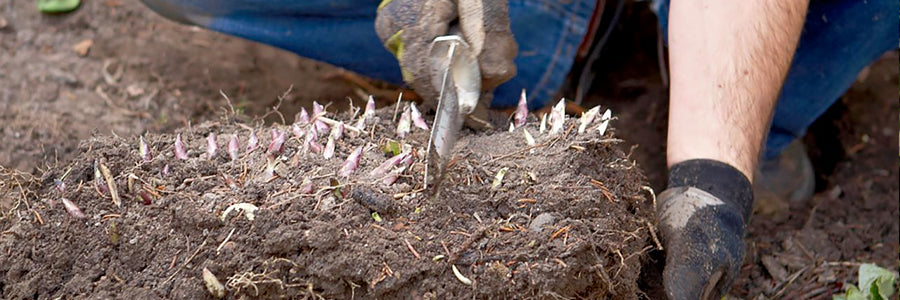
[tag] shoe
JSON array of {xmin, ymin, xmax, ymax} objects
[{"xmin": 752, "ymin": 140, "xmax": 815, "ymax": 216}]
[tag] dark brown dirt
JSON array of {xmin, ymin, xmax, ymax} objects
[{"xmin": 0, "ymin": 106, "xmax": 655, "ymax": 299}]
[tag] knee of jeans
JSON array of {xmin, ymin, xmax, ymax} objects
[{"xmin": 139, "ymin": 0, "xmax": 214, "ymax": 26}]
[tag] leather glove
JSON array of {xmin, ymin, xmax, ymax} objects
[
  {"xmin": 657, "ymin": 159, "xmax": 753, "ymax": 299},
  {"xmin": 374, "ymin": 0, "xmax": 518, "ymax": 109}
]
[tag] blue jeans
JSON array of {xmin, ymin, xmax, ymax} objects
[{"xmin": 142, "ymin": 0, "xmax": 897, "ymax": 159}]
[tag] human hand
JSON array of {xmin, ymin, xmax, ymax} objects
[
  {"xmin": 657, "ymin": 159, "xmax": 754, "ymax": 299},
  {"xmin": 374, "ymin": 0, "xmax": 517, "ymax": 109}
]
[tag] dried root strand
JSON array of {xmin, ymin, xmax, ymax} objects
[{"xmin": 174, "ymin": 133, "xmax": 189, "ymax": 160}]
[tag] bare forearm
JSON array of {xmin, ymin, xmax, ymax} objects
[{"xmin": 666, "ymin": 0, "xmax": 808, "ymax": 181}]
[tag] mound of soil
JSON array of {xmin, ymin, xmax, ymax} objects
[{"xmin": 0, "ymin": 105, "xmax": 655, "ymax": 299}]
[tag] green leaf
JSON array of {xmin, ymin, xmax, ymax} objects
[
  {"xmin": 859, "ymin": 263, "xmax": 897, "ymax": 299},
  {"xmin": 37, "ymin": 0, "xmax": 81, "ymax": 13}
]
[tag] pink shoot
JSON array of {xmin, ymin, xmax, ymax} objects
[
  {"xmin": 595, "ymin": 109, "xmax": 612, "ymax": 135},
  {"xmin": 267, "ymin": 128, "xmax": 286, "ymax": 155},
  {"xmin": 396, "ymin": 106, "xmax": 412, "ymax": 138},
  {"xmin": 313, "ymin": 101, "xmax": 330, "ymax": 135},
  {"xmin": 339, "ymin": 146, "xmax": 363, "ymax": 177},
  {"xmin": 410, "ymin": 103, "xmax": 428, "ymax": 130},
  {"xmin": 549, "ymin": 99, "xmax": 566, "ymax": 135},
  {"xmin": 247, "ymin": 130, "xmax": 259, "ymax": 153},
  {"xmin": 539, "ymin": 113, "xmax": 548, "ymax": 134},
  {"xmin": 139, "ymin": 191, "xmax": 153, "ymax": 205},
  {"xmin": 296, "ymin": 107, "xmax": 310, "ymax": 125},
  {"xmin": 161, "ymin": 164, "xmax": 170, "ymax": 177},
  {"xmin": 305, "ymin": 126, "xmax": 322, "ymax": 153},
  {"xmin": 228, "ymin": 134, "xmax": 240, "ymax": 161},
  {"xmin": 264, "ymin": 156, "xmax": 278, "ymax": 180},
  {"xmin": 206, "ymin": 133, "xmax": 218, "ymax": 158},
  {"xmin": 364, "ymin": 95, "xmax": 376, "ymax": 119},
  {"xmin": 174, "ymin": 133, "xmax": 188, "ymax": 160},
  {"xmin": 323, "ymin": 137, "xmax": 336, "ymax": 159},
  {"xmin": 62, "ymin": 198, "xmax": 86, "ymax": 218},
  {"xmin": 578, "ymin": 106, "xmax": 601, "ymax": 134},
  {"xmin": 139, "ymin": 136, "xmax": 152, "ymax": 163},
  {"xmin": 514, "ymin": 89, "xmax": 528, "ymax": 128},
  {"xmin": 292, "ymin": 123, "xmax": 306, "ymax": 140},
  {"xmin": 370, "ymin": 151, "xmax": 411, "ymax": 177},
  {"xmin": 383, "ymin": 166, "xmax": 408, "ymax": 185},
  {"xmin": 330, "ymin": 122, "xmax": 344, "ymax": 141},
  {"xmin": 54, "ymin": 179, "xmax": 66, "ymax": 193},
  {"xmin": 299, "ymin": 180, "xmax": 315, "ymax": 194}
]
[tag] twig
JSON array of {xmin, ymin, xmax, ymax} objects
[
  {"xmin": 216, "ymin": 228, "xmax": 236, "ymax": 256},
  {"xmin": 98, "ymin": 161, "xmax": 121, "ymax": 207},
  {"xmin": 162, "ymin": 238, "xmax": 209, "ymax": 286},
  {"xmin": 448, "ymin": 226, "xmax": 487, "ymax": 264},
  {"xmin": 404, "ymin": 238, "xmax": 421, "ymax": 259}
]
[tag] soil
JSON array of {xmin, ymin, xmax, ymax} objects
[
  {"xmin": 1, "ymin": 105, "xmax": 654, "ymax": 299},
  {"xmin": 0, "ymin": 0, "xmax": 897, "ymax": 299}
]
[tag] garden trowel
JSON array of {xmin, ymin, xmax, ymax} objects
[{"xmin": 424, "ymin": 35, "xmax": 481, "ymax": 192}]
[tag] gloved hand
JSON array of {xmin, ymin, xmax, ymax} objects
[
  {"xmin": 657, "ymin": 159, "xmax": 754, "ymax": 299},
  {"xmin": 374, "ymin": 0, "xmax": 518, "ymax": 109}
]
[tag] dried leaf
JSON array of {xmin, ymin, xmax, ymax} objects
[
  {"xmin": 220, "ymin": 203, "xmax": 259, "ymax": 222},
  {"xmin": 491, "ymin": 167, "xmax": 509, "ymax": 190},
  {"xmin": 202, "ymin": 267, "xmax": 226, "ymax": 299}
]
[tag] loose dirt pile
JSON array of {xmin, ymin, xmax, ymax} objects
[{"xmin": 0, "ymin": 103, "xmax": 656, "ymax": 299}]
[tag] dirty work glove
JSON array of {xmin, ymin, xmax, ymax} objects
[
  {"xmin": 657, "ymin": 159, "xmax": 753, "ymax": 299},
  {"xmin": 375, "ymin": 0, "xmax": 518, "ymax": 110}
]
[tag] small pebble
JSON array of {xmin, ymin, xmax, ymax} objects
[{"xmin": 528, "ymin": 213, "xmax": 555, "ymax": 233}]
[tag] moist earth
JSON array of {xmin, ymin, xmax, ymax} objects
[{"xmin": 0, "ymin": 106, "xmax": 655, "ymax": 299}]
